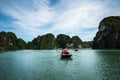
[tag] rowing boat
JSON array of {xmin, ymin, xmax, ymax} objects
[{"xmin": 61, "ymin": 54, "xmax": 72, "ymax": 58}]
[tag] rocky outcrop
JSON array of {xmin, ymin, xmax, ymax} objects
[
  {"xmin": 92, "ymin": 16, "xmax": 120, "ymax": 49},
  {"xmin": 39, "ymin": 33, "xmax": 58, "ymax": 49},
  {"xmin": 1, "ymin": 31, "xmax": 88, "ymax": 50},
  {"xmin": 0, "ymin": 31, "xmax": 26, "ymax": 50},
  {"xmin": 27, "ymin": 33, "xmax": 58, "ymax": 49},
  {"xmin": 56, "ymin": 34, "xmax": 71, "ymax": 49},
  {"xmin": 56, "ymin": 34, "xmax": 83, "ymax": 49},
  {"xmin": 70, "ymin": 36, "xmax": 82, "ymax": 48},
  {"xmin": 82, "ymin": 41, "xmax": 92, "ymax": 48}
]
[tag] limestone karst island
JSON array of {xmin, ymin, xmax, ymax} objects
[{"xmin": 0, "ymin": 16, "xmax": 120, "ymax": 51}]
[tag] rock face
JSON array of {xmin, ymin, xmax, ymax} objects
[
  {"xmin": 0, "ymin": 31, "xmax": 89, "ymax": 50},
  {"xmin": 70, "ymin": 36, "xmax": 82, "ymax": 48},
  {"xmin": 56, "ymin": 34, "xmax": 83, "ymax": 49},
  {"xmin": 82, "ymin": 41, "xmax": 92, "ymax": 48},
  {"xmin": 56, "ymin": 34, "xmax": 71, "ymax": 49},
  {"xmin": 0, "ymin": 31, "xmax": 26, "ymax": 50},
  {"xmin": 38, "ymin": 33, "xmax": 58, "ymax": 49},
  {"xmin": 92, "ymin": 16, "xmax": 120, "ymax": 49},
  {"xmin": 27, "ymin": 33, "xmax": 58, "ymax": 49}
]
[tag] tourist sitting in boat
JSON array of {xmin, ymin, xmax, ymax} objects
[
  {"xmin": 61, "ymin": 49, "xmax": 72, "ymax": 58},
  {"xmin": 62, "ymin": 49, "xmax": 70, "ymax": 55}
]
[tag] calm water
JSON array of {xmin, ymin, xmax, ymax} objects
[{"xmin": 0, "ymin": 49, "xmax": 120, "ymax": 80}]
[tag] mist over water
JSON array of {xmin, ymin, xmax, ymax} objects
[{"xmin": 0, "ymin": 49, "xmax": 120, "ymax": 80}]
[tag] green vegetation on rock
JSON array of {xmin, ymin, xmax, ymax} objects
[
  {"xmin": 27, "ymin": 33, "xmax": 58, "ymax": 49},
  {"xmin": 92, "ymin": 16, "xmax": 120, "ymax": 49},
  {"xmin": 70, "ymin": 36, "xmax": 82, "ymax": 48},
  {"xmin": 0, "ymin": 31, "xmax": 92, "ymax": 51},
  {"xmin": 56, "ymin": 34, "xmax": 71, "ymax": 49},
  {"xmin": 0, "ymin": 31, "xmax": 26, "ymax": 50}
]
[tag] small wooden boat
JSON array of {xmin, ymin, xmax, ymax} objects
[
  {"xmin": 61, "ymin": 54, "xmax": 72, "ymax": 58},
  {"xmin": 61, "ymin": 49, "xmax": 72, "ymax": 58},
  {"xmin": 61, "ymin": 56, "xmax": 73, "ymax": 60},
  {"xmin": 74, "ymin": 48, "xmax": 78, "ymax": 51}
]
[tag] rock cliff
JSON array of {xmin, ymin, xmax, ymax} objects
[
  {"xmin": 92, "ymin": 16, "xmax": 120, "ymax": 49},
  {"xmin": 0, "ymin": 31, "xmax": 26, "ymax": 50},
  {"xmin": 27, "ymin": 33, "xmax": 58, "ymax": 49}
]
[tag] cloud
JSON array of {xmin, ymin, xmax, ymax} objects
[
  {"xmin": 0, "ymin": 0, "xmax": 120, "ymax": 41},
  {"xmin": 48, "ymin": 0, "xmax": 120, "ymax": 40},
  {"xmin": 48, "ymin": 0, "xmax": 105, "ymax": 38},
  {"xmin": 50, "ymin": 1, "xmax": 103, "ymax": 30},
  {"xmin": 0, "ymin": 0, "xmax": 56, "ymax": 40}
]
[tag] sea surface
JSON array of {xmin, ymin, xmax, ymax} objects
[{"xmin": 0, "ymin": 49, "xmax": 120, "ymax": 80}]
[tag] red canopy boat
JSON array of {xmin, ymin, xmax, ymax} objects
[{"xmin": 61, "ymin": 49, "xmax": 72, "ymax": 58}]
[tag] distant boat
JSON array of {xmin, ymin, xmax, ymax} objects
[
  {"xmin": 74, "ymin": 48, "xmax": 78, "ymax": 51},
  {"xmin": 0, "ymin": 47, "xmax": 4, "ymax": 52},
  {"xmin": 61, "ymin": 49, "xmax": 72, "ymax": 58}
]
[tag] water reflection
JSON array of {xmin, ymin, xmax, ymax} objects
[{"xmin": 95, "ymin": 50, "xmax": 120, "ymax": 80}]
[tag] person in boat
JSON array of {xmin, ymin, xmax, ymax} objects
[{"xmin": 62, "ymin": 49, "xmax": 70, "ymax": 55}]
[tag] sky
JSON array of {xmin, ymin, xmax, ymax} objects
[{"xmin": 0, "ymin": 0, "xmax": 120, "ymax": 42}]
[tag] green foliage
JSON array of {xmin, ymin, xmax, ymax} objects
[
  {"xmin": 101, "ymin": 16, "xmax": 120, "ymax": 32},
  {"xmin": 0, "ymin": 31, "xmax": 26, "ymax": 50},
  {"xmin": 70, "ymin": 36, "xmax": 82, "ymax": 48},
  {"xmin": 0, "ymin": 31, "xmax": 6, "ymax": 47},
  {"xmin": 56, "ymin": 34, "xmax": 71, "ymax": 49},
  {"xmin": 26, "ymin": 42, "xmax": 34, "ymax": 49},
  {"xmin": 28, "ymin": 33, "xmax": 58, "ymax": 49},
  {"xmin": 1, "ymin": 31, "xmax": 90, "ymax": 50},
  {"xmin": 7, "ymin": 45, "xmax": 19, "ymax": 50},
  {"xmin": 93, "ymin": 16, "xmax": 120, "ymax": 49},
  {"xmin": 16, "ymin": 38, "xmax": 26, "ymax": 49},
  {"xmin": 82, "ymin": 41, "xmax": 92, "ymax": 48}
]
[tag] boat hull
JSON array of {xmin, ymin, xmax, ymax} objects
[
  {"xmin": 61, "ymin": 55, "xmax": 72, "ymax": 58},
  {"xmin": 75, "ymin": 50, "xmax": 78, "ymax": 51}
]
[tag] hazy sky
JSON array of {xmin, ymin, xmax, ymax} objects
[{"xmin": 0, "ymin": 0, "xmax": 120, "ymax": 42}]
